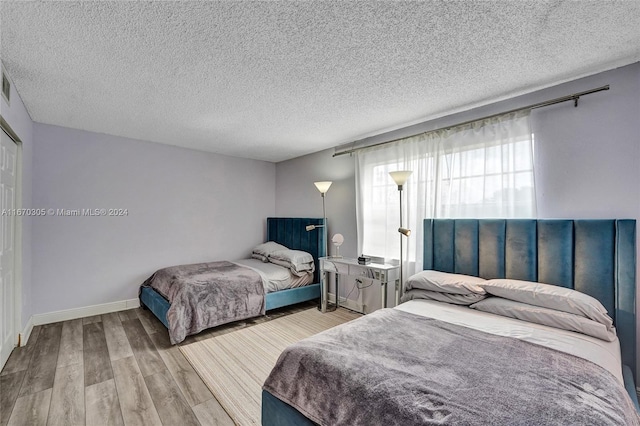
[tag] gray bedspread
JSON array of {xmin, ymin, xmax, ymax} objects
[
  {"xmin": 263, "ymin": 308, "xmax": 640, "ymax": 426},
  {"xmin": 142, "ymin": 261, "xmax": 264, "ymax": 344}
]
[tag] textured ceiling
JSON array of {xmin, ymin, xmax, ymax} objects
[{"xmin": 1, "ymin": 1, "xmax": 639, "ymax": 162}]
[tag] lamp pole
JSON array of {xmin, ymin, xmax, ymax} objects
[
  {"xmin": 397, "ymin": 185, "xmax": 403, "ymax": 306},
  {"xmin": 313, "ymin": 181, "xmax": 332, "ymax": 312},
  {"xmin": 389, "ymin": 171, "xmax": 412, "ymax": 307},
  {"xmin": 321, "ymin": 192, "xmax": 327, "ymax": 259}
]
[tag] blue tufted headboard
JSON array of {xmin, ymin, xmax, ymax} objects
[
  {"xmin": 423, "ymin": 219, "xmax": 637, "ymax": 377},
  {"xmin": 267, "ymin": 217, "xmax": 326, "ymax": 284}
]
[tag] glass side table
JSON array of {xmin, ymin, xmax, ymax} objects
[{"xmin": 319, "ymin": 257, "xmax": 400, "ymax": 312}]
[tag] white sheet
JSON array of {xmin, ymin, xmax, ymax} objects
[
  {"xmin": 395, "ymin": 299, "xmax": 623, "ymax": 383},
  {"xmin": 233, "ymin": 259, "xmax": 313, "ymax": 293}
]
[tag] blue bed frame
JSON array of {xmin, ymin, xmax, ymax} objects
[
  {"xmin": 262, "ymin": 218, "xmax": 638, "ymax": 424},
  {"xmin": 140, "ymin": 217, "xmax": 326, "ymax": 334}
]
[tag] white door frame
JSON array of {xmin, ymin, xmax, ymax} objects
[{"xmin": 0, "ymin": 116, "xmax": 23, "ymax": 350}]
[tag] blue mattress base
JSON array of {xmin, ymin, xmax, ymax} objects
[
  {"xmin": 139, "ymin": 286, "xmax": 170, "ymax": 328},
  {"xmin": 262, "ymin": 390, "xmax": 315, "ymax": 426},
  {"xmin": 139, "ymin": 284, "xmax": 320, "ymax": 335},
  {"xmin": 623, "ymin": 364, "xmax": 640, "ymax": 412},
  {"xmin": 265, "ymin": 284, "xmax": 320, "ymax": 310}
]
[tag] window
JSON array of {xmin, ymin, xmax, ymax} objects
[{"xmin": 356, "ymin": 111, "xmax": 535, "ymax": 274}]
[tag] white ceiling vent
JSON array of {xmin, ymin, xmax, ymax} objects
[{"xmin": 1, "ymin": 69, "xmax": 9, "ymax": 104}]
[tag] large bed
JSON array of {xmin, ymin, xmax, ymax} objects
[
  {"xmin": 261, "ymin": 219, "xmax": 639, "ymax": 425},
  {"xmin": 139, "ymin": 217, "xmax": 325, "ymax": 344}
]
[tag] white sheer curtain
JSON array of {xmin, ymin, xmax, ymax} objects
[{"xmin": 356, "ymin": 111, "xmax": 535, "ymax": 277}]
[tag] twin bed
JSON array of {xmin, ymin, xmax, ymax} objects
[
  {"xmin": 139, "ymin": 217, "xmax": 325, "ymax": 344},
  {"xmin": 261, "ymin": 219, "xmax": 639, "ymax": 425}
]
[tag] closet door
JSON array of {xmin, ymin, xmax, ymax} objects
[{"xmin": 0, "ymin": 130, "xmax": 17, "ymax": 369}]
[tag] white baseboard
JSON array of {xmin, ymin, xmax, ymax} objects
[
  {"xmin": 19, "ymin": 316, "xmax": 34, "ymax": 347},
  {"xmin": 328, "ymin": 292, "xmax": 364, "ymax": 314},
  {"xmin": 32, "ymin": 298, "xmax": 140, "ymax": 326}
]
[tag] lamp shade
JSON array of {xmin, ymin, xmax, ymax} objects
[
  {"xmin": 389, "ymin": 171, "xmax": 412, "ymax": 186},
  {"xmin": 314, "ymin": 181, "xmax": 333, "ymax": 194}
]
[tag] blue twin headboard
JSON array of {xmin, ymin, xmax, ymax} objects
[
  {"xmin": 423, "ymin": 219, "xmax": 637, "ymax": 377},
  {"xmin": 267, "ymin": 217, "xmax": 326, "ymax": 284}
]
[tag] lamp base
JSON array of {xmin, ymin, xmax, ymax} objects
[{"xmin": 317, "ymin": 301, "xmax": 338, "ymax": 312}]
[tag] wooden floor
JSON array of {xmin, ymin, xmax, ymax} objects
[{"xmin": 0, "ymin": 301, "xmax": 317, "ymax": 426}]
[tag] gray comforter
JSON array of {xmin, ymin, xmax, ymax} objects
[
  {"xmin": 142, "ymin": 261, "xmax": 264, "ymax": 344},
  {"xmin": 263, "ymin": 309, "xmax": 640, "ymax": 425}
]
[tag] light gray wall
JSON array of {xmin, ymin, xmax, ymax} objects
[
  {"xmin": 275, "ymin": 62, "xmax": 640, "ymax": 365},
  {"xmin": 0, "ymin": 65, "xmax": 34, "ymax": 329},
  {"xmin": 32, "ymin": 123, "xmax": 275, "ymax": 314},
  {"xmin": 532, "ymin": 64, "xmax": 640, "ymax": 220}
]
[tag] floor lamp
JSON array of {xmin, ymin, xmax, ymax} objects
[
  {"xmin": 308, "ymin": 181, "xmax": 333, "ymax": 312},
  {"xmin": 389, "ymin": 171, "xmax": 412, "ymax": 306}
]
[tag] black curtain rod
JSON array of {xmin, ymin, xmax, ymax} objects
[{"xmin": 333, "ymin": 85, "xmax": 610, "ymax": 157}]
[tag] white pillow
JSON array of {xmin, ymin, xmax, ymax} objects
[
  {"xmin": 470, "ymin": 297, "xmax": 616, "ymax": 342},
  {"xmin": 401, "ymin": 289, "xmax": 486, "ymax": 305},
  {"xmin": 252, "ymin": 241, "xmax": 288, "ymax": 258},
  {"xmin": 481, "ymin": 279, "xmax": 613, "ymax": 328},
  {"xmin": 405, "ymin": 270, "xmax": 486, "ymax": 295},
  {"xmin": 269, "ymin": 249, "xmax": 315, "ymax": 276},
  {"xmin": 251, "ymin": 253, "xmax": 269, "ymax": 263}
]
